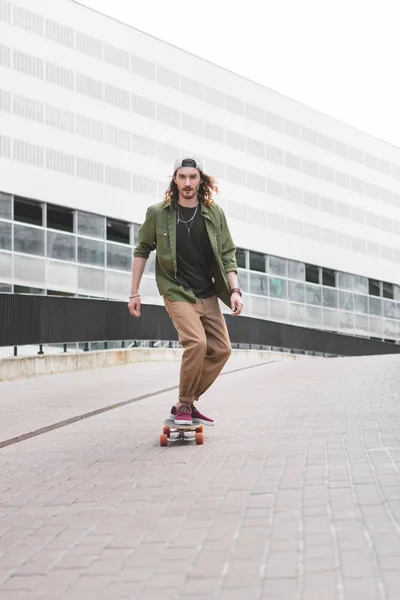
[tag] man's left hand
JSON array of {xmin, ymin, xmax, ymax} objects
[{"xmin": 230, "ymin": 292, "xmax": 243, "ymax": 316}]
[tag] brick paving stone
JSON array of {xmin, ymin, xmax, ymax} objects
[{"xmin": 1, "ymin": 355, "xmax": 400, "ymax": 598}]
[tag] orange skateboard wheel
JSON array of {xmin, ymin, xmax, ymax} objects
[
  {"xmin": 163, "ymin": 426, "xmax": 171, "ymax": 437},
  {"xmin": 195, "ymin": 425, "xmax": 203, "ymax": 433},
  {"xmin": 160, "ymin": 433, "xmax": 168, "ymax": 447},
  {"xmin": 195, "ymin": 432, "xmax": 204, "ymax": 445}
]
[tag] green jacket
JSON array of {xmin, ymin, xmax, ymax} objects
[{"xmin": 133, "ymin": 201, "xmax": 237, "ymax": 307}]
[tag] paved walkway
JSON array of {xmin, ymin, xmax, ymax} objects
[{"xmin": 1, "ymin": 353, "xmax": 400, "ymax": 599}]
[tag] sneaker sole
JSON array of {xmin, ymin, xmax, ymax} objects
[
  {"xmin": 174, "ymin": 419, "xmax": 193, "ymax": 426},
  {"xmin": 192, "ymin": 418, "xmax": 215, "ymax": 426}
]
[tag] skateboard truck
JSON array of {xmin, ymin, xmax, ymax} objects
[{"xmin": 160, "ymin": 419, "xmax": 204, "ymax": 447}]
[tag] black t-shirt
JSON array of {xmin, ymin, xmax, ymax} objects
[{"xmin": 176, "ymin": 204, "xmax": 217, "ymax": 299}]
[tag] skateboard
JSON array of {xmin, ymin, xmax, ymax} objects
[{"xmin": 160, "ymin": 419, "xmax": 204, "ymax": 447}]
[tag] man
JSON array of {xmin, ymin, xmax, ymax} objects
[{"xmin": 128, "ymin": 156, "xmax": 243, "ymax": 426}]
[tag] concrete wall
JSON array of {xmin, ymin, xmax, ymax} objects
[{"xmin": 0, "ymin": 347, "xmax": 307, "ymax": 382}]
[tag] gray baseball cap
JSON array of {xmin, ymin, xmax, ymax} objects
[{"xmin": 173, "ymin": 155, "xmax": 203, "ymax": 173}]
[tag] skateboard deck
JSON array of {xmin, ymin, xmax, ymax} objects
[{"xmin": 160, "ymin": 419, "xmax": 204, "ymax": 446}]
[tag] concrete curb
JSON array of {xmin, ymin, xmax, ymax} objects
[{"xmin": 0, "ymin": 347, "xmax": 308, "ymax": 382}]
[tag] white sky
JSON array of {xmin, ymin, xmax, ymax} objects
[{"xmin": 78, "ymin": 0, "xmax": 400, "ymax": 148}]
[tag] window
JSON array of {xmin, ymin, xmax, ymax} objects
[
  {"xmin": 14, "ymin": 285, "xmax": 45, "ymax": 295},
  {"xmin": 249, "ymin": 251, "xmax": 265, "ymax": 273},
  {"xmin": 322, "ymin": 268, "xmax": 336, "ymax": 287},
  {"xmin": 382, "ymin": 282, "xmax": 394, "ymax": 299},
  {"xmin": 269, "ymin": 278, "xmax": 287, "ymax": 299},
  {"xmin": 14, "ymin": 224, "xmax": 45, "ymax": 256},
  {"xmin": 0, "ymin": 221, "xmax": 11, "ymax": 250},
  {"xmin": 47, "ymin": 231, "xmax": 75, "ymax": 261},
  {"xmin": 0, "ymin": 191, "xmax": 12, "ymax": 220},
  {"xmin": 288, "ymin": 260, "xmax": 305, "ymax": 281},
  {"xmin": 305, "ymin": 264, "xmax": 320, "ymax": 285},
  {"xmin": 268, "ymin": 256, "xmax": 287, "ymax": 277},
  {"xmin": 369, "ymin": 279, "xmax": 380, "ymax": 297},
  {"xmin": 235, "ymin": 248, "xmax": 246, "ymax": 269},
  {"xmin": 107, "ymin": 218, "xmax": 130, "ymax": 244},
  {"xmin": 78, "ymin": 211, "xmax": 105, "ymax": 239},
  {"xmin": 77, "ymin": 237, "xmax": 105, "ymax": 267},
  {"xmin": 47, "ymin": 204, "xmax": 74, "ymax": 233},
  {"xmin": 107, "ymin": 243, "xmax": 132, "ymax": 272},
  {"xmin": 14, "ymin": 196, "xmax": 43, "ymax": 226}
]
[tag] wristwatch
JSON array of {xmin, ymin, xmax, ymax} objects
[{"xmin": 230, "ymin": 287, "xmax": 242, "ymax": 297}]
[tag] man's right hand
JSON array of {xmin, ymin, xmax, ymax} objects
[{"xmin": 128, "ymin": 295, "xmax": 141, "ymax": 318}]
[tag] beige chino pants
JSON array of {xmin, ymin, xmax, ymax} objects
[{"xmin": 163, "ymin": 296, "xmax": 232, "ymax": 405}]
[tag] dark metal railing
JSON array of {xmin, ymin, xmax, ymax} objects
[{"xmin": 1, "ymin": 294, "xmax": 399, "ymax": 357}]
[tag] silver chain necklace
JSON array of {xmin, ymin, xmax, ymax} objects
[{"xmin": 176, "ymin": 203, "xmax": 199, "ymax": 236}]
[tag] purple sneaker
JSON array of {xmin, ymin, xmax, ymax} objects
[
  {"xmin": 170, "ymin": 404, "xmax": 214, "ymax": 426},
  {"xmin": 173, "ymin": 404, "xmax": 193, "ymax": 426}
]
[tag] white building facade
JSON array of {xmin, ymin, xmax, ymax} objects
[{"xmin": 1, "ymin": 0, "xmax": 400, "ymax": 344}]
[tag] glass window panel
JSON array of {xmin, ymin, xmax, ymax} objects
[
  {"xmin": 354, "ymin": 275, "xmax": 368, "ymax": 294},
  {"xmin": 77, "ymin": 266, "xmax": 105, "ymax": 295},
  {"xmin": 306, "ymin": 284, "xmax": 321, "ymax": 305},
  {"xmin": 0, "ymin": 221, "xmax": 12, "ymax": 250},
  {"xmin": 322, "ymin": 268, "xmax": 336, "ymax": 287},
  {"xmin": 369, "ymin": 297, "xmax": 382, "ymax": 316},
  {"xmin": 0, "ymin": 282, "xmax": 12, "ymax": 293},
  {"xmin": 46, "ymin": 259, "xmax": 77, "ymax": 292},
  {"xmin": 383, "ymin": 299, "xmax": 396, "ymax": 318},
  {"xmin": 15, "ymin": 285, "xmax": 45, "ymax": 295},
  {"xmin": 384, "ymin": 320, "xmax": 396, "ymax": 340},
  {"xmin": 236, "ymin": 248, "xmax": 247, "ymax": 268},
  {"xmin": 339, "ymin": 291, "xmax": 354, "ymax": 311},
  {"xmin": 306, "ymin": 306, "xmax": 323, "ymax": 327},
  {"xmin": 238, "ymin": 268, "xmax": 249, "ymax": 293},
  {"xmin": 0, "ymin": 191, "xmax": 12, "ymax": 219},
  {"xmin": 14, "ymin": 254, "xmax": 45, "ymax": 286},
  {"xmin": 288, "ymin": 303, "xmax": 306, "ymax": 326},
  {"xmin": 338, "ymin": 272, "xmax": 354, "ymax": 291},
  {"xmin": 47, "ymin": 204, "xmax": 74, "ymax": 233},
  {"xmin": 369, "ymin": 317, "xmax": 383, "ymax": 338},
  {"xmin": 270, "ymin": 299, "xmax": 288, "ymax": 322},
  {"xmin": 369, "ymin": 279, "xmax": 380, "ymax": 297},
  {"xmin": 339, "ymin": 311, "xmax": 354, "ymax": 333},
  {"xmin": 395, "ymin": 285, "xmax": 400, "ymax": 302},
  {"xmin": 323, "ymin": 309, "xmax": 339, "ymax": 331},
  {"xmin": 107, "ymin": 242, "xmax": 132, "ymax": 272},
  {"xmin": 106, "ymin": 270, "xmax": 131, "ymax": 299},
  {"xmin": 323, "ymin": 288, "xmax": 338, "ymax": 308},
  {"xmin": 354, "ymin": 294, "xmax": 368, "ymax": 314},
  {"xmin": 354, "ymin": 314, "xmax": 369, "ymax": 337},
  {"xmin": 288, "ymin": 260, "xmax": 305, "ymax": 281},
  {"xmin": 77, "ymin": 237, "xmax": 105, "ymax": 266},
  {"xmin": 288, "ymin": 281, "xmax": 305, "ymax": 303},
  {"xmin": 47, "ymin": 230, "xmax": 76, "ymax": 261},
  {"xmin": 305, "ymin": 264, "xmax": 320, "ymax": 284},
  {"xmin": 107, "ymin": 218, "xmax": 130, "ymax": 244},
  {"xmin": 269, "ymin": 277, "xmax": 287, "ymax": 299},
  {"xmin": 14, "ymin": 224, "xmax": 45, "ymax": 256},
  {"xmin": 249, "ymin": 272, "xmax": 268, "ymax": 295},
  {"xmin": 0, "ymin": 251, "xmax": 12, "ymax": 279},
  {"xmin": 250, "ymin": 295, "xmax": 269, "ymax": 319},
  {"xmin": 382, "ymin": 282, "xmax": 394, "ymax": 299},
  {"xmin": 14, "ymin": 196, "xmax": 43, "ymax": 226},
  {"xmin": 268, "ymin": 256, "xmax": 287, "ymax": 276},
  {"xmin": 249, "ymin": 251, "xmax": 265, "ymax": 272},
  {"xmin": 77, "ymin": 211, "xmax": 105, "ymax": 239}
]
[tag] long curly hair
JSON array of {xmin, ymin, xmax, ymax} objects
[{"xmin": 163, "ymin": 172, "xmax": 218, "ymax": 208}]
